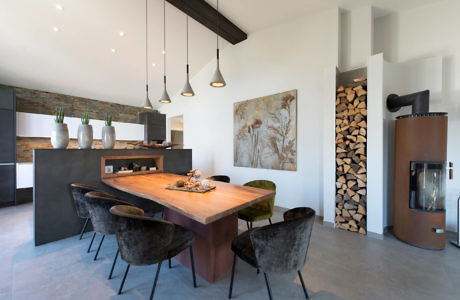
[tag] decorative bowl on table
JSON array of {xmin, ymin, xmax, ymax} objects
[{"xmin": 166, "ymin": 170, "xmax": 215, "ymax": 193}]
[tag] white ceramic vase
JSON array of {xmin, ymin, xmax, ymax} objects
[
  {"xmin": 51, "ymin": 123, "xmax": 69, "ymax": 149},
  {"xmin": 102, "ymin": 125, "xmax": 116, "ymax": 149},
  {"xmin": 78, "ymin": 124, "xmax": 93, "ymax": 149}
]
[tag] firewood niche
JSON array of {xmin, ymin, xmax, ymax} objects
[{"xmin": 335, "ymin": 75, "xmax": 367, "ymax": 235}]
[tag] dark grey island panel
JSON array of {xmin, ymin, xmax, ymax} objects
[{"xmin": 34, "ymin": 148, "xmax": 192, "ymax": 246}]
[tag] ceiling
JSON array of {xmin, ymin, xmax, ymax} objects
[{"xmin": 0, "ymin": 0, "xmax": 442, "ymax": 109}]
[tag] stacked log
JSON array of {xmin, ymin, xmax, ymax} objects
[{"xmin": 335, "ymin": 77, "xmax": 367, "ymax": 235}]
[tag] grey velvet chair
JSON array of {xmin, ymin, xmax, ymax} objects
[
  {"xmin": 207, "ymin": 175, "xmax": 231, "ymax": 183},
  {"xmin": 84, "ymin": 191, "xmax": 133, "ymax": 280},
  {"xmin": 70, "ymin": 183, "xmax": 100, "ymax": 241},
  {"xmin": 228, "ymin": 207, "xmax": 316, "ymax": 300},
  {"xmin": 109, "ymin": 205, "xmax": 197, "ymax": 300}
]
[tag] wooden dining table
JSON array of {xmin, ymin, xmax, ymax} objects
[{"xmin": 102, "ymin": 173, "xmax": 275, "ymax": 283}]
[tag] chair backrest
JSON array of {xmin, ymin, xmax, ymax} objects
[
  {"xmin": 250, "ymin": 207, "xmax": 315, "ymax": 273},
  {"xmin": 208, "ymin": 175, "xmax": 231, "ymax": 183},
  {"xmin": 84, "ymin": 191, "xmax": 130, "ymax": 235},
  {"xmin": 70, "ymin": 183, "xmax": 100, "ymax": 218},
  {"xmin": 110, "ymin": 205, "xmax": 175, "ymax": 266},
  {"xmin": 244, "ymin": 180, "xmax": 276, "ymax": 215}
]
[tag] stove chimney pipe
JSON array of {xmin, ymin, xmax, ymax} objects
[{"xmin": 386, "ymin": 90, "xmax": 430, "ymax": 114}]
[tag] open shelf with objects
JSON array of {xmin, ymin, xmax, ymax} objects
[{"xmin": 101, "ymin": 155, "xmax": 164, "ymax": 179}]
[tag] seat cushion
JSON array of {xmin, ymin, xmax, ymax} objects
[
  {"xmin": 231, "ymin": 229, "xmax": 258, "ymax": 268},
  {"xmin": 167, "ymin": 225, "xmax": 195, "ymax": 258},
  {"xmin": 238, "ymin": 206, "xmax": 272, "ymax": 222}
]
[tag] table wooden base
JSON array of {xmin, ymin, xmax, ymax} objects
[{"xmin": 164, "ymin": 208, "xmax": 238, "ymax": 283}]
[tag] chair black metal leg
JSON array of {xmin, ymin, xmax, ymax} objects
[
  {"xmin": 250, "ymin": 222, "xmax": 253, "ymax": 229},
  {"xmin": 298, "ymin": 270, "xmax": 309, "ymax": 299},
  {"xmin": 118, "ymin": 264, "xmax": 130, "ymax": 295},
  {"xmin": 246, "ymin": 221, "xmax": 250, "ymax": 230},
  {"xmin": 257, "ymin": 268, "xmax": 260, "ymax": 274},
  {"xmin": 87, "ymin": 232, "xmax": 96, "ymax": 253},
  {"xmin": 189, "ymin": 246, "xmax": 197, "ymax": 288},
  {"xmin": 108, "ymin": 249, "xmax": 119, "ymax": 280},
  {"xmin": 269, "ymin": 218, "xmax": 272, "ymax": 225},
  {"xmin": 79, "ymin": 218, "xmax": 89, "ymax": 240},
  {"xmin": 168, "ymin": 258, "xmax": 172, "ymax": 269},
  {"xmin": 149, "ymin": 261, "xmax": 163, "ymax": 300},
  {"xmin": 94, "ymin": 234, "xmax": 105, "ymax": 261},
  {"xmin": 228, "ymin": 253, "xmax": 237, "ymax": 299},
  {"xmin": 264, "ymin": 273, "xmax": 273, "ymax": 300}
]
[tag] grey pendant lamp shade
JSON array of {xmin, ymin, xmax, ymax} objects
[
  {"xmin": 159, "ymin": 0, "xmax": 171, "ymax": 104},
  {"xmin": 181, "ymin": 16, "xmax": 195, "ymax": 97},
  {"xmin": 210, "ymin": 0, "xmax": 226, "ymax": 88},
  {"xmin": 143, "ymin": 0, "xmax": 153, "ymax": 109}
]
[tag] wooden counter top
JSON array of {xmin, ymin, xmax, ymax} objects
[{"xmin": 102, "ymin": 173, "xmax": 275, "ymax": 224}]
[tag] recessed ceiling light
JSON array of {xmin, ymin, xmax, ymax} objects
[
  {"xmin": 162, "ymin": 50, "xmax": 166, "ymax": 54},
  {"xmin": 118, "ymin": 31, "xmax": 125, "ymax": 37},
  {"xmin": 55, "ymin": 4, "xmax": 63, "ymax": 11},
  {"xmin": 53, "ymin": 26, "xmax": 61, "ymax": 32},
  {"xmin": 111, "ymin": 48, "xmax": 116, "ymax": 53},
  {"xmin": 152, "ymin": 63, "xmax": 156, "ymax": 67}
]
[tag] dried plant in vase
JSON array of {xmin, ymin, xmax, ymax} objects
[
  {"xmin": 78, "ymin": 111, "xmax": 93, "ymax": 149},
  {"xmin": 51, "ymin": 107, "xmax": 69, "ymax": 149}
]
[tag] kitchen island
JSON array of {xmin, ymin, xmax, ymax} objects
[{"xmin": 33, "ymin": 148, "xmax": 191, "ymax": 246}]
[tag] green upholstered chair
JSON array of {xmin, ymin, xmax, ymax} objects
[{"xmin": 238, "ymin": 180, "xmax": 276, "ymax": 230}]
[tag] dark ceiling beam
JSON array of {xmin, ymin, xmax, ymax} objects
[{"xmin": 166, "ymin": 0, "xmax": 247, "ymax": 45}]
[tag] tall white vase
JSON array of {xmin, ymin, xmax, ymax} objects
[
  {"xmin": 102, "ymin": 125, "xmax": 116, "ymax": 149},
  {"xmin": 78, "ymin": 124, "xmax": 93, "ymax": 149},
  {"xmin": 51, "ymin": 123, "xmax": 69, "ymax": 149}
]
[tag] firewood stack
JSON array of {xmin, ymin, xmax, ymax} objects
[{"xmin": 335, "ymin": 77, "xmax": 367, "ymax": 235}]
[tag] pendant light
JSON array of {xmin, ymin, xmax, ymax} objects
[
  {"xmin": 210, "ymin": 0, "xmax": 226, "ymax": 88},
  {"xmin": 159, "ymin": 0, "xmax": 171, "ymax": 103},
  {"xmin": 181, "ymin": 16, "xmax": 195, "ymax": 97},
  {"xmin": 142, "ymin": 0, "xmax": 153, "ymax": 109}
]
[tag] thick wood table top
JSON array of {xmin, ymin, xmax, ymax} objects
[{"xmin": 102, "ymin": 173, "xmax": 275, "ymax": 224}]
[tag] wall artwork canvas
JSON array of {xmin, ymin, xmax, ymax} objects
[{"xmin": 233, "ymin": 90, "xmax": 297, "ymax": 171}]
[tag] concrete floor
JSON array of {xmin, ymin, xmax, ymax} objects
[{"xmin": 0, "ymin": 203, "xmax": 459, "ymax": 300}]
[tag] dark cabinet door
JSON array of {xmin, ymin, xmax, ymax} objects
[
  {"xmin": 0, "ymin": 165, "xmax": 15, "ymax": 205},
  {"xmin": 0, "ymin": 89, "xmax": 15, "ymax": 110},
  {"xmin": 0, "ymin": 109, "xmax": 15, "ymax": 163}
]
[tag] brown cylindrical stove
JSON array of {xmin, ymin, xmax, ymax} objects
[{"xmin": 393, "ymin": 113, "xmax": 447, "ymax": 250}]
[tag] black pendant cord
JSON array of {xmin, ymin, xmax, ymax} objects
[
  {"xmin": 186, "ymin": 15, "xmax": 189, "ymax": 75},
  {"xmin": 145, "ymin": 0, "xmax": 149, "ymax": 93},
  {"xmin": 163, "ymin": 0, "xmax": 166, "ymax": 86},
  {"xmin": 216, "ymin": 0, "xmax": 219, "ymax": 58}
]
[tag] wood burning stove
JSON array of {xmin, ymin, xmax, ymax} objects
[{"xmin": 388, "ymin": 91, "xmax": 449, "ymax": 249}]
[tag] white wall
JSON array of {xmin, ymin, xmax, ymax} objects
[
  {"xmin": 366, "ymin": 54, "xmax": 384, "ymax": 235},
  {"xmin": 322, "ymin": 66, "xmax": 338, "ymax": 225},
  {"xmin": 339, "ymin": 6, "xmax": 373, "ymax": 72},
  {"xmin": 160, "ymin": 8, "xmax": 340, "ymax": 212},
  {"xmin": 374, "ymin": 0, "xmax": 460, "ymax": 230}
]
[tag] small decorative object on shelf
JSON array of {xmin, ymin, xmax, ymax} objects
[
  {"xmin": 78, "ymin": 111, "xmax": 93, "ymax": 149},
  {"xmin": 105, "ymin": 165, "xmax": 113, "ymax": 174},
  {"xmin": 51, "ymin": 107, "xmax": 69, "ymax": 149},
  {"xmin": 166, "ymin": 169, "xmax": 215, "ymax": 193},
  {"xmin": 102, "ymin": 112, "xmax": 116, "ymax": 149}
]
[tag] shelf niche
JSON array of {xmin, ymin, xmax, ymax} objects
[{"xmin": 101, "ymin": 155, "xmax": 164, "ymax": 179}]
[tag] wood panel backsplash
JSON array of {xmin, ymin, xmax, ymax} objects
[{"xmin": 1, "ymin": 84, "xmax": 157, "ymax": 124}]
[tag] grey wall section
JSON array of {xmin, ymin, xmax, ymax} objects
[{"xmin": 34, "ymin": 149, "xmax": 192, "ymax": 246}]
